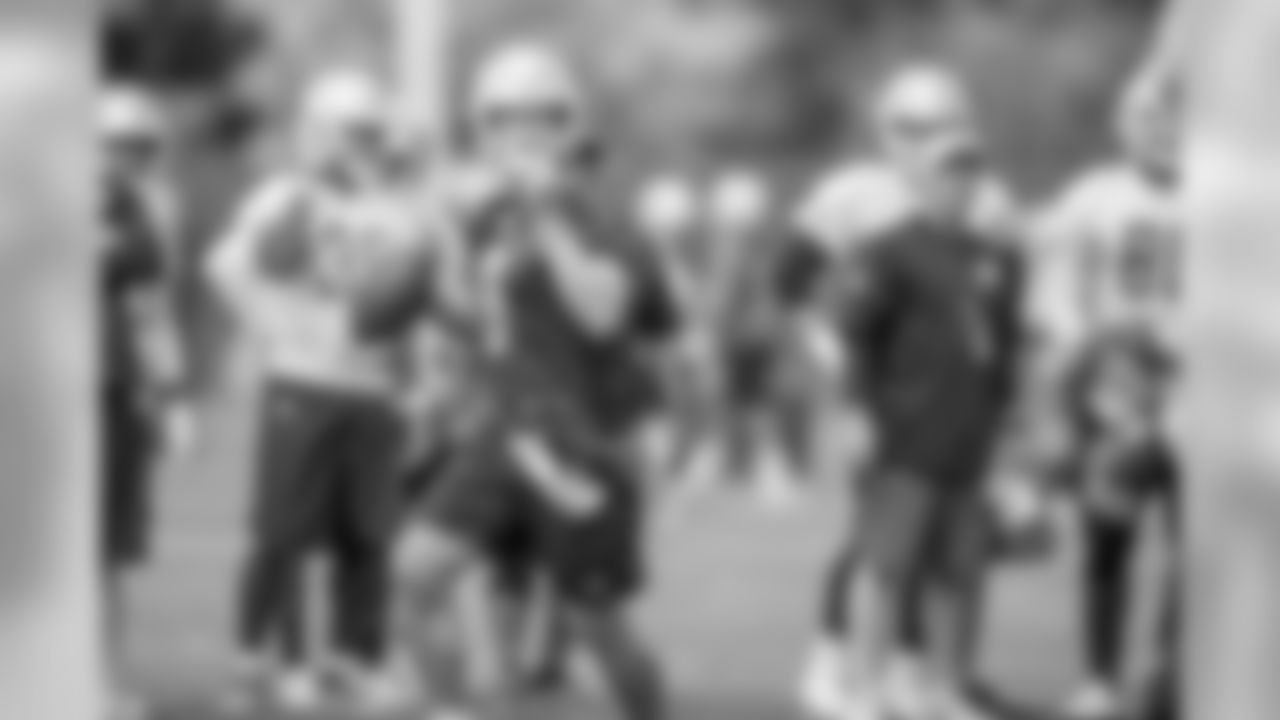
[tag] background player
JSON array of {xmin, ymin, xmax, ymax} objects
[
  {"xmin": 1035, "ymin": 80, "xmax": 1183, "ymax": 720},
  {"xmin": 206, "ymin": 68, "xmax": 425, "ymax": 714},
  {"xmin": 100, "ymin": 86, "xmax": 192, "ymax": 720},
  {"xmin": 783, "ymin": 69, "xmax": 1022, "ymax": 719},
  {"xmin": 830, "ymin": 65, "xmax": 1028, "ymax": 720}
]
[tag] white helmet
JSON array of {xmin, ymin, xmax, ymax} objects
[
  {"xmin": 468, "ymin": 41, "xmax": 588, "ymax": 141},
  {"xmin": 635, "ymin": 174, "xmax": 698, "ymax": 240},
  {"xmin": 708, "ymin": 169, "xmax": 770, "ymax": 232},
  {"xmin": 874, "ymin": 64, "xmax": 976, "ymax": 154},
  {"xmin": 299, "ymin": 66, "xmax": 388, "ymax": 137},
  {"xmin": 100, "ymin": 86, "xmax": 166, "ymax": 143}
]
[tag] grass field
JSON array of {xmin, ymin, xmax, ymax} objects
[{"xmin": 126, "ymin": 381, "xmax": 1086, "ymax": 720}]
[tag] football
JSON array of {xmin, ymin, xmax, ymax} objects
[{"xmin": 348, "ymin": 239, "xmax": 438, "ymax": 341}]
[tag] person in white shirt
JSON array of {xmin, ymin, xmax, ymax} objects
[
  {"xmin": 1035, "ymin": 80, "xmax": 1183, "ymax": 720},
  {"xmin": 207, "ymin": 67, "xmax": 436, "ymax": 714}
]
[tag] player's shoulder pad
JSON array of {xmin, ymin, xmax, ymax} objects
[
  {"xmin": 794, "ymin": 159, "xmax": 914, "ymax": 253},
  {"xmin": 236, "ymin": 173, "xmax": 309, "ymax": 222}
]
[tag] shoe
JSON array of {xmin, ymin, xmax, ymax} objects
[
  {"xmin": 840, "ymin": 688, "xmax": 886, "ymax": 720},
  {"xmin": 341, "ymin": 663, "xmax": 410, "ymax": 716},
  {"xmin": 798, "ymin": 640, "xmax": 848, "ymax": 719},
  {"xmin": 273, "ymin": 666, "xmax": 326, "ymax": 714},
  {"xmin": 884, "ymin": 654, "xmax": 932, "ymax": 720},
  {"xmin": 1064, "ymin": 682, "xmax": 1122, "ymax": 719},
  {"xmin": 931, "ymin": 684, "xmax": 994, "ymax": 720}
]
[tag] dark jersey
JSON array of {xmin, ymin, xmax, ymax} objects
[
  {"xmin": 496, "ymin": 218, "xmax": 676, "ymax": 445},
  {"xmin": 102, "ymin": 178, "xmax": 167, "ymax": 391},
  {"xmin": 845, "ymin": 217, "xmax": 1025, "ymax": 481}
]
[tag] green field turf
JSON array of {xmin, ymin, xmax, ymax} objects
[{"xmin": 126, "ymin": 384, "xmax": 1086, "ymax": 720}]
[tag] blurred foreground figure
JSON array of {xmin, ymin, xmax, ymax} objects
[
  {"xmin": 1036, "ymin": 78, "xmax": 1184, "ymax": 720},
  {"xmin": 705, "ymin": 169, "xmax": 798, "ymax": 503},
  {"xmin": 100, "ymin": 86, "xmax": 191, "ymax": 720},
  {"xmin": 784, "ymin": 67, "xmax": 1022, "ymax": 720},
  {"xmin": 392, "ymin": 41, "xmax": 673, "ymax": 720},
  {"xmin": 207, "ymin": 67, "xmax": 421, "ymax": 714},
  {"xmin": 1134, "ymin": 2, "xmax": 1280, "ymax": 720}
]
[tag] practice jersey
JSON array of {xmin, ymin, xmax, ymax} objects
[
  {"xmin": 464, "ymin": 186, "xmax": 677, "ymax": 444},
  {"xmin": 790, "ymin": 159, "xmax": 1018, "ymax": 277},
  {"xmin": 209, "ymin": 174, "xmax": 431, "ymax": 396},
  {"xmin": 1034, "ymin": 164, "xmax": 1182, "ymax": 356},
  {"xmin": 844, "ymin": 216, "xmax": 1026, "ymax": 480}
]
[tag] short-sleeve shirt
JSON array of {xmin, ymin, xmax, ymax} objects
[
  {"xmin": 1034, "ymin": 164, "xmax": 1182, "ymax": 354},
  {"xmin": 793, "ymin": 161, "xmax": 918, "ymax": 258}
]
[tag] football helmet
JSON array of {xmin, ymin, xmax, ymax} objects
[
  {"xmin": 295, "ymin": 67, "xmax": 390, "ymax": 175},
  {"xmin": 467, "ymin": 41, "xmax": 590, "ymax": 172}
]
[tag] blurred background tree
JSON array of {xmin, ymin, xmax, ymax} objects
[
  {"xmin": 101, "ymin": 0, "xmax": 1166, "ymax": 387},
  {"xmin": 453, "ymin": 0, "xmax": 1164, "ymax": 193}
]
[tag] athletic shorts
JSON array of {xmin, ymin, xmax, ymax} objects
[
  {"xmin": 419, "ymin": 419, "xmax": 645, "ymax": 609},
  {"xmin": 250, "ymin": 378, "xmax": 404, "ymax": 551},
  {"xmin": 856, "ymin": 462, "xmax": 997, "ymax": 588},
  {"xmin": 725, "ymin": 338, "xmax": 776, "ymax": 408},
  {"xmin": 101, "ymin": 383, "xmax": 158, "ymax": 569}
]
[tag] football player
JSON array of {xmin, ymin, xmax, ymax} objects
[
  {"xmin": 206, "ymin": 67, "xmax": 429, "ymax": 714},
  {"xmin": 100, "ymin": 86, "xmax": 192, "ymax": 720},
  {"xmin": 803, "ymin": 65, "xmax": 1026, "ymax": 720},
  {"xmin": 705, "ymin": 169, "xmax": 801, "ymax": 503},
  {"xmin": 1035, "ymin": 79, "xmax": 1183, "ymax": 720},
  {"xmin": 784, "ymin": 72, "xmax": 1021, "ymax": 720},
  {"xmin": 393, "ymin": 42, "xmax": 673, "ymax": 720},
  {"xmin": 631, "ymin": 173, "xmax": 712, "ymax": 489}
]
